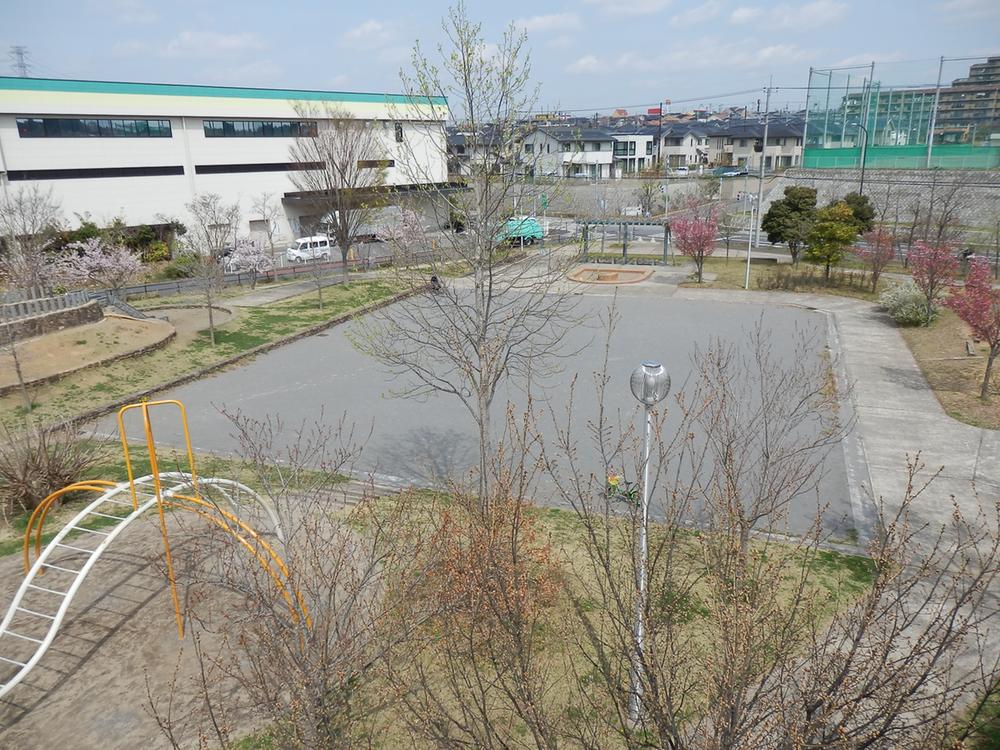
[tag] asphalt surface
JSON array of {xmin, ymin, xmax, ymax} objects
[{"xmin": 101, "ymin": 286, "xmax": 855, "ymax": 540}]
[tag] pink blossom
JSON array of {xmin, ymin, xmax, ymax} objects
[{"xmin": 673, "ymin": 211, "xmax": 718, "ymax": 283}]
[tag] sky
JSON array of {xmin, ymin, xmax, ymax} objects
[{"xmin": 3, "ymin": 0, "xmax": 998, "ymax": 114}]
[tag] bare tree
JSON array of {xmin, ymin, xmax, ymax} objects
[
  {"xmin": 0, "ymin": 184, "xmax": 62, "ymax": 293},
  {"xmin": 635, "ymin": 182, "xmax": 661, "ymax": 216},
  {"xmin": 288, "ymin": 105, "xmax": 387, "ymax": 285},
  {"xmin": 145, "ymin": 411, "xmax": 437, "ymax": 749},
  {"xmin": 540, "ymin": 314, "xmax": 999, "ymax": 750},
  {"xmin": 718, "ymin": 207, "xmax": 743, "ymax": 263},
  {"xmin": 184, "ymin": 193, "xmax": 240, "ymax": 346},
  {"xmin": 249, "ymin": 191, "xmax": 282, "ymax": 268},
  {"xmin": 352, "ymin": 3, "xmax": 578, "ymax": 508}
]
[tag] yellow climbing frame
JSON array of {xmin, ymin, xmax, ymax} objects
[{"xmin": 24, "ymin": 399, "xmax": 310, "ymax": 639}]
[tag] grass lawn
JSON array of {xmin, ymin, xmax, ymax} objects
[
  {"xmin": 684, "ymin": 256, "xmax": 886, "ymax": 302},
  {"xmin": 232, "ymin": 494, "xmax": 875, "ymax": 748},
  {"xmin": 898, "ymin": 308, "xmax": 1000, "ymax": 429},
  {"xmin": 0, "ymin": 279, "xmax": 406, "ymax": 427}
]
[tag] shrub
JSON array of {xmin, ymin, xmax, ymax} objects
[
  {"xmin": 144, "ymin": 240, "xmax": 171, "ymax": 263},
  {"xmin": 0, "ymin": 424, "xmax": 103, "ymax": 517},
  {"xmin": 162, "ymin": 252, "xmax": 199, "ymax": 279},
  {"xmin": 879, "ymin": 281, "xmax": 936, "ymax": 326}
]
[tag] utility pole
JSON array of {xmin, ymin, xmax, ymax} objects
[
  {"xmin": 655, "ymin": 101, "xmax": 664, "ymax": 173},
  {"xmin": 926, "ymin": 56, "xmax": 945, "ymax": 168},
  {"xmin": 753, "ymin": 77, "xmax": 772, "ymax": 249},
  {"xmin": 9, "ymin": 46, "xmax": 30, "ymax": 77}
]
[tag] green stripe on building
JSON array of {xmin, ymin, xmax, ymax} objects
[{"xmin": 0, "ymin": 76, "xmax": 447, "ymax": 107}]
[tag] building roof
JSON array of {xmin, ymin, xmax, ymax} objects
[
  {"xmin": 0, "ymin": 76, "xmax": 447, "ymax": 107},
  {"xmin": 538, "ymin": 126, "xmax": 614, "ymax": 142}
]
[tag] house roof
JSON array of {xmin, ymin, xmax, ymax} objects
[{"xmin": 538, "ymin": 126, "xmax": 614, "ymax": 142}]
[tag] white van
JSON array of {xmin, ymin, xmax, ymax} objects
[{"xmin": 286, "ymin": 236, "xmax": 332, "ymax": 263}]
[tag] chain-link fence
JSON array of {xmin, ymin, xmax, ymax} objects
[{"xmin": 803, "ymin": 55, "xmax": 1000, "ymax": 170}]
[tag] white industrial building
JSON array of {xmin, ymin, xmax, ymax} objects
[{"xmin": 0, "ymin": 76, "xmax": 451, "ymax": 244}]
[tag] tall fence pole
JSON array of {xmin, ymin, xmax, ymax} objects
[{"xmin": 927, "ymin": 56, "xmax": 945, "ymax": 168}]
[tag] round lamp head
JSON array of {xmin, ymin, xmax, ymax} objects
[{"xmin": 630, "ymin": 361, "xmax": 670, "ymax": 406}]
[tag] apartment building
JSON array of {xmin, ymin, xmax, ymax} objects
[
  {"xmin": 709, "ymin": 122, "xmax": 804, "ymax": 170},
  {"xmin": 609, "ymin": 128, "xmax": 656, "ymax": 175}
]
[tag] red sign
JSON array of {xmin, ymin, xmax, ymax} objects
[{"xmin": 647, "ymin": 107, "xmax": 662, "ymax": 115}]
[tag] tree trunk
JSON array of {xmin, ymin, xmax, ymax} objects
[
  {"xmin": 697, "ymin": 257, "xmax": 704, "ymax": 283},
  {"xmin": 824, "ymin": 261, "xmax": 831, "ymax": 282},
  {"xmin": 206, "ymin": 286, "xmax": 216, "ymax": 345},
  {"xmin": 477, "ymin": 389, "xmax": 491, "ymax": 514},
  {"xmin": 981, "ymin": 346, "xmax": 998, "ymax": 400}
]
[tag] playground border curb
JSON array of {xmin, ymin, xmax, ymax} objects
[{"xmin": 63, "ymin": 285, "xmax": 424, "ymax": 429}]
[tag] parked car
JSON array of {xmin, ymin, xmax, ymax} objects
[
  {"xmin": 715, "ymin": 165, "xmax": 748, "ymax": 177},
  {"xmin": 286, "ymin": 236, "xmax": 332, "ymax": 263},
  {"xmin": 673, "ymin": 166, "xmax": 690, "ymax": 176},
  {"xmin": 496, "ymin": 216, "xmax": 544, "ymax": 246}
]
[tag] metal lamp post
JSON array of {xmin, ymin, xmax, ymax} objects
[
  {"xmin": 627, "ymin": 361, "xmax": 671, "ymax": 726},
  {"xmin": 856, "ymin": 122, "xmax": 869, "ymax": 196}
]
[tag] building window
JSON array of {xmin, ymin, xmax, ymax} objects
[
  {"xmin": 395, "ymin": 123, "xmax": 404, "ymax": 142},
  {"xmin": 646, "ymin": 141, "xmax": 653, "ymax": 155},
  {"xmin": 7, "ymin": 165, "xmax": 184, "ymax": 181},
  {"xmin": 591, "ymin": 142, "xmax": 603, "ymax": 151},
  {"xmin": 202, "ymin": 120, "xmax": 317, "ymax": 137},
  {"xmin": 560, "ymin": 143, "xmax": 571, "ymax": 152},
  {"xmin": 358, "ymin": 159, "xmax": 395, "ymax": 169},
  {"xmin": 195, "ymin": 162, "xmax": 323, "ymax": 174},
  {"xmin": 524, "ymin": 143, "xmax": 534, "ymax": 154},
  {"xmin": 628, "ymin": 142, "xmax": 636, "ymax": 156},
  {"xmin": 16, "ymin": 117, "xmax": 172, "ymax": 138},
  {"xmin": 739, "ymin": 139, "xmax": 747, "ymax": 148},
  {"xmin": 456, "ymin": 145, "xmax": 466, "ymax": 154}
]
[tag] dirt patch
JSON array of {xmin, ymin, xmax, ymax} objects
[
  {"xmin": 566, "ymin": 265, "xmax": 654, "ymax": 284},
  {"xmin": 898, "ymin": 308, "xmax": 1000, "ymax": 429},
  {"xmin": 0, "ymin": 317, "xmax": 175, "ymax": 393},
  {"xmin": 144, "ymin": 306, "xmax": 233, "ymax": 345},
  {"xmin": 0, "ymin": 514, "xmax": 252, "ymax": 749}
]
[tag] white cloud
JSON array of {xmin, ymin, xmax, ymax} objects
[
  {"xmin": 162, "ymin": 30, "xmax": 265, "ymax": 59},
  {"xmin": 205, "ymin": 59, "xmax": 283, "ymax": 86},
  {"xmin": 584, "ymin": 0, "xmax": 672, "ymax": 16},
  {"xmin": 936, "ymin": 0, "xmax": 999, "ymax": 19},
  {"xmin": 771, "ymin": 0, "xmax": 847, "ymax": 29},
  {"xmin": 567, "ymin": 37, "xmax": 809, "ymax": 75},
  {"xmin": 547, "ymin": 35, "xmax": 575, "ymax": 49},
  {"xmin": 670, "ymin": 0, "xmax": 723, "ymax": 25},
  {"xmin": 729, "ymin": 6, "xmax": 762, "ymax": 23},
  {"xmin": 728, "ymin": 0, "xmax": 846, "ymax": 29},
  {"xmin": 104, "ymin": 0, "xmax": 158, "ymax": 24},
  {"xmin": 567, "ymin": 54, "xmax": 604, "ymax": 74},
  {"xmin": 832, "ymin": 51, "xmax": 905, "ymax": 66},
  {"xmin": 342, "ymin": 19, "xmax": 393, "ymax": 46},
  {"xmin": 514, "ymin": 13, "xmax": 582, "ymax": 33}
]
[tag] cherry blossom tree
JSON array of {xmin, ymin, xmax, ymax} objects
[
  {"xmin": 673, "ymin": 208, "xmax": 718, "ymax": 283},
  {"xmin": 909, "ymin": 241, "xmax": 958, "ymax": 326},
  {"xmin": 855, "ymin": 227, "xmax": 896, "ymax": 292},
  {"xmin": 376, "ymin": 207, "xmax": 425, "ymax": 265},
  {"xmin": 59, "ymin": 238, "xmax": 143, "ymax": 298},
  {"xmin": 227, "ymin": 237, "xmax": 272, "ymax": 289},
  {"xmin": 946, "ymin": 256, "xmax": 1000, "ymax": 399}
]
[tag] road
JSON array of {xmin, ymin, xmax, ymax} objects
[{"xmin": 100, "ymin": 281, "xmax": 856, "ymax": 540}]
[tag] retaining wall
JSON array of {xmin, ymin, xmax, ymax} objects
[{"xmin": 0, "ymin": 301, "xmax": 103, "ymax": 346}]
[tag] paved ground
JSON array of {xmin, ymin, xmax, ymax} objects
[
  {"xmin": 673, "ymin": 286, "xmax": 1000, "ymax": 537},
  {"xmin": 98, "ymin": 273, "xmax": 856, "ymax": 540}
]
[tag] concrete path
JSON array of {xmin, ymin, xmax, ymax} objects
[{"xmin": 674, "ymin": 286, "xmax": 1000, "ymax": 538}]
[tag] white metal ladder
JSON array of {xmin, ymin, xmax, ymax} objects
[{"xmin": 0, "ymin": 473, "xmax": 271, "ymax": 700}]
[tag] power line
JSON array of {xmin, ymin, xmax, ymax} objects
[{"xmin": 8, "ymin": 46, "xmax": 30, "ymax": 77}]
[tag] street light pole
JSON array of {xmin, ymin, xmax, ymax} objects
[
  {"xmin": 857, "ymin": 122, "xmax": 869, "ymax": 196},
  {"xmin": 627, "ymin": 362, "xmax": 671, "ymax": 727}
]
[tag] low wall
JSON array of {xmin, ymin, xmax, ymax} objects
[{"xmin": 0, "ymin": 301, "xmax": 104, "ymax": 346}]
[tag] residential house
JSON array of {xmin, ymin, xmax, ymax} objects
[
  {"xmin": 520, "ymin": 126, "xmax": 614, "ymax": 178},
  {"xmin": 708, "ymin": 121, "xmax": 804, "ymax": 170},
  {"xmin": 610, "ymin": 127, "xmax": 656, "ymax": 175},
  {"xmin": 660, "ymin": 126, "xmax": 710, "ymax": 168}
]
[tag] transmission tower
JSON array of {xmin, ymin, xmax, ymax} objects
[{"xmin": 9, "ymin": 46, "xmax": 30, "ymax": 77}]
